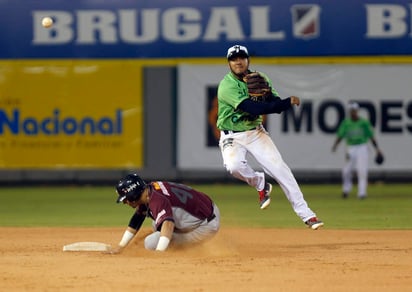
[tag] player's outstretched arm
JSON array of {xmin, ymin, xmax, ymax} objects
[
  {"xmin": 106, "ymin": 226, "xmax": 137, "ymax": 254},
  {"xmin": 238, "ymin": 96, "xmax": 295, "ymax": 115},
  {"xmin": 331, "ymin": 137, "xmax": 342, "ymax": 152},
  {"xmin": 155, "ymin": 220, "xmax": 175, "ymax": 251}
]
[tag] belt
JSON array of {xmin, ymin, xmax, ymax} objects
[
  {"xmin": 222, "ymin": 125, "xmax": 262, "ymax": 135},
  {"xmin": 207, "ymin": 213, "xmax": 216, "ymax": 222}
]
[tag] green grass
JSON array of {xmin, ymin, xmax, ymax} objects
[{"xmin": 0, "ymin": 183, "xmax": 411, "ymax": 229}]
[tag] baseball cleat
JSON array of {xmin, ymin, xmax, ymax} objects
[
  {"xmin": 305, "ymin": 217, "xmax": 324, "ymax": 230},
  {"xmin": 258, "ymin": 182, "xmax": 272, "ymax": 209}
]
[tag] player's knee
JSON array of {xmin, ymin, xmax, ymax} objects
[
  {"xmin": 225, "ymin": 160, "xmax": 245, "ymax": 175},
  {"xmin": 144, "ymin": 231, "xmax": 161, "ymax": 250}
]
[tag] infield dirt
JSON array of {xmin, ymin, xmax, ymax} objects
[{"xmin": 1, "ymin": 227, "xmax": 411, "ymax": 291}]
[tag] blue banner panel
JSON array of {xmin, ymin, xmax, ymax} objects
[{"xmin": 1, "ymin": 0, "xmax": 412, "ymax": 59}]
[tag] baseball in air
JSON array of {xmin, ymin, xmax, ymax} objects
[{"xmin": 42, "ymin": 17, "xmax": 53, "ymax": 28}]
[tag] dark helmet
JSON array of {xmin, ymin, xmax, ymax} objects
[
  {"xmin": 227, "ymin": 45, "xmax": 249, "ymax": 60},
  {"xmin": 115, "ymin": 173, "xmax": 147, "ymax": 203}
]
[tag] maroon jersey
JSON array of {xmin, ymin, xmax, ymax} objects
[{"xmin": 141, "ymin": 181, "xmax": 215, "ymax": 231}]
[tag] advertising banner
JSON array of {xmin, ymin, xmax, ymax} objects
[
  {"xmin": 0, "ymin": 60, "xmax": 143, "ymax": 168},
  {"xmin": 1, "ymin": 1, "xmax": 412, "ymax": 59},
  {"xmin": 178, "ymin": 64, "xmax": 412, "ymax": 171}
]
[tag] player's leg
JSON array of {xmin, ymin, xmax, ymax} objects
[
  {"xmin": 144, "ymin": 231, "xmax": 161, "ymax": 250},
  {"xmin": 144, "ymin": 205, "xmax": 220, "ymax": 250},
  {"xmin": 172, "ymin": 204, "xmax": 221, "ymax": 246},
  {"xmin": 219, "ymin": 133, "xmax": 265, "ymax": 191},
  {"xmin": 342, "ymin": 146, "xmax": 356, "ymax": 196},
  {"xmin": 248, "ymin": 130, "xmax": 318, "ymax": 222},
  {"xmin": 356, "ymin": 144, "xmax": 369, "ymax": 199},
  {"xmin": 144, "ymin": 221, "xmax": 167, "ymax": 250}
]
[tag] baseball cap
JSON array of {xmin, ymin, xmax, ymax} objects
[
  {"xmin": 348, "ymin": 101, "xmax": 359, "ymax": 111},
  {"xmin": 227, "ymin": 45, "xmax": 249, "ymax": 60}
]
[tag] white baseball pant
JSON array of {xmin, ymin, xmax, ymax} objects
[
  {"xmin": 219, "ymin": 126, "xmax": 317, "ymax": 222},
  {"xmin": 342, "ymin": 143, "xmax": 369, "ymax": 198}
]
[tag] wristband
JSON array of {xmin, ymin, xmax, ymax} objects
[
  {"xmin": 155, "ymin": 236, "xmax": 170, "ymax": 251},
  {"xmin": 119, "ymin": 230, "xmax": 135, "ymax": 247}
]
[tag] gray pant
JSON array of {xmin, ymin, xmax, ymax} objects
[{"xmin": 144, "ymin": 204, "xmax": 220, "ymax": 250}]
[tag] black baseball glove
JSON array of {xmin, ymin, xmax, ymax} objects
[
  {"xmin": 243, "ymin": 72, "xmax": 272, "ymax": 102},
  {"xmin": 375, "ymin": 151, "xmax": 384, "ymax": 165}
]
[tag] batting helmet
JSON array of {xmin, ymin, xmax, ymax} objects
[
  {"xmin": 115, "ymin": 173, "xmax": 147, "ymax": 203},
  {"xmin": 227, "ymin": 45, "xmax": 249, "ymax": 60}
]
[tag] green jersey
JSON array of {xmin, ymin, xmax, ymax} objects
[
  {"xmin": 216, "ymin": 71, "xmax": 279, "ymax": 131},
  {"xmin": 337, "ymin": 118, "xmax": 374, "ymax": 145}
]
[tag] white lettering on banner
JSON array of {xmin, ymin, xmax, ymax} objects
[
  {"xmin": 163, "ymin": 8, "xmax": 201, "ymax": 42},
  {"xmin": 204, "ymin": 8, "xmax": 245, "ymax": 40},
  {"xmin": 32, "ymin": 11, "xmax": 74, "ymax": 44},
  {"xmin": 77, "ymin": 11, "xmax": 117, "ymax": 44},
  {"xmin": 365, "ymin": 4, "xmax": 409, "ymax": 38},
  {"xmin": 250, "ymin": 7, "xmax": 285, "ymax": 40},
  {"xmin": 32, "ymin": 6, "xmax": 286, "ymax": 45},
  {"xmin": 282, "ymin": 100, "xmax": 412, "ymax": 134},
  {"xmin": 120, "ymin": 9, "xmax": 159, "ymax": 43},
  {"xmin": 30, "ymin": 4, "xmax": 412, "ymax": 46}
]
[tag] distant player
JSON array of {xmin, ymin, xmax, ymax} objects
[
  {"xmin": 332, "ymin": 101, "xmax": 384, "ymax": 199},
  {"xmin": 216, "ymin": 45, "xmax": 324, "ymax": 230},
  {"xmin": 107, "ymin": 173, "xmax": 220, "ymax": 253}
]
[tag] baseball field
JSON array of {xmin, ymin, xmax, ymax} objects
[{"xmin": 1, "ymin": 183, "xmax": 411, "ymax": 291}]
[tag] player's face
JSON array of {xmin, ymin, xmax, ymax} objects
[
  {"xmin": 350, "ymin": 109, "xmax": 359, "ymax": 120},
  {"xmin": 228, "ymin": 57, "xmax": 249, "ymax": 76},
  {"xmin": 123, "ymin": 189, "xmax": 149, "ymax": 208},
  {"xmin": 124, "ymin": 199, "xmax": 139, "ymax": 208}
]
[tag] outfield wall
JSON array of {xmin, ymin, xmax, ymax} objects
[{"xmin": 1, "ymin": 63, "xmax": 411, "ymax": 184}]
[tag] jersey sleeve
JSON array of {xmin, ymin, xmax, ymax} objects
[
  {"xmin": 128, "ymin": 212, "xmax": 146, "ymax": 230},
  {"xmin": 128, "ymin": 204, "xmax": 148, "ymax": 230},
  {"xmin": 148, "ymin": 193, "xmax": 175, "ymax": 231}
]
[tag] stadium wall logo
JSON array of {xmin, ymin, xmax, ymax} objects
[
  {"xmin": 291, "ymin": 5, "xmax": 321, "ymax": 39},
  {"xmin": 0, "ymin": 109, "xmax": 123, "ymax": 136}
]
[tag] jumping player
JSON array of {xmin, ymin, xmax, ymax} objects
[
  {"xmin": 107, "ymin": 173, "xmax": 220, "ymax": 253},
  {"xmin": 217, "ymin": 45, "xmax": 324, "ymax": 230}
]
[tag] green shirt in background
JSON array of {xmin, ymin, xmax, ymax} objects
[
  {"xmin": 217, "ymin": 71, "xmax": 279, "ymax": 131},
  {"xmin": 337, "ymin": 118, "xmax": 374, "ymax": 145}
]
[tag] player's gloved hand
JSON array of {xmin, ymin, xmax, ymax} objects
[
  {"xmin": 243, "ymin": 72, "xmax": 272, "ymax": 102},
  {"xmin": 375, "ymin": 150, "xmax": 384, "ymax": 165}
]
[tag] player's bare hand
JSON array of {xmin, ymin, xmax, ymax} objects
[
  {"xmin": 104, "ymin": 246, "xmax": 123, "ymax": 255},
  {"xmin": 290, "ymin": 96, "xmax": 300, "ymax": 106}
]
